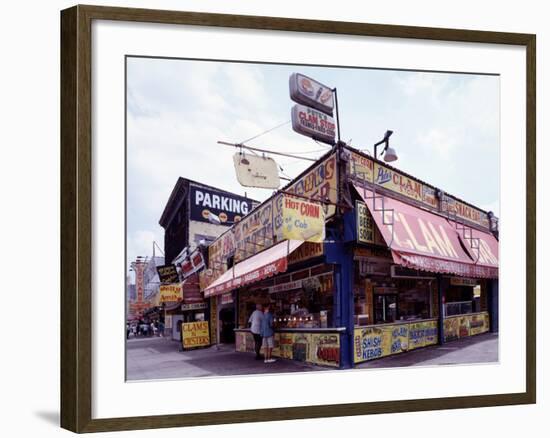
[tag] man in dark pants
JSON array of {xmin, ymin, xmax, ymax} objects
[{"xmin": 248, "ymin": 303, "xmax": 264, "ymax": 360}]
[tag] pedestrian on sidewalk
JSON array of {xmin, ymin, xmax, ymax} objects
[
  {"xmin": 158, "ymin": 319, "xmax": 165, "ymax": 337},
  {"xmin": 248, "ymin": 303, "xmax": 264, "ymax": 360},
  {"xmin": 261, "ymin": 303, "xmax": 276, "ymax": 363}
]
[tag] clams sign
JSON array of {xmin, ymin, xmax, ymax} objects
[
  {"xmin": 291, "ymin": 104, "xmax": 336, "ymax": 145},
  {"xmin": 290, "ymin": 73, "xmax": 336, "ymax": 145}
]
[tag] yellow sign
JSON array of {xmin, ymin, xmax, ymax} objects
[
  {"xmin": 469, "ymin": 313, "xmax": 490, "ymax": 336},
  {"xmin": 280, "ymin": 195, "xmax": 325, "ymax": 243},
  {"xmin": 442, "ymin": 195, "xmax": 490, "ymax": 228},
  {"xmin": 354, "ymin": 319, "xmax": 439, "ymax": 363},
  {"xmin": 374, "ymin": 163, "xmax": 423, "ymax": 202},
  {"xmin": 233, "ymin": 200, "xmax": 274, "ymax": 262},
  {"xmin": 356, "ymin": 200, "xmax": 374, "ymax": 244},
  {"xmin": 444, "ymin": 312, "xmax": 489, "ymax": 342},
  {"xmin": 308, "ymin": 333, "xmax": 340, "ymax": 366},
  {"xmin": 288, "ymin": 241, "xmax": 324, "ymax": 264},
  {"xmin": 349, "ymin": 150, "xmax": 374, "ymax": 183},
  {"xmin": 182, "ymin": 321, "xmax": 210, "ymax": 348},
  {"xmin": 354, "ymin": 326, "xmax": 385, "ymax": 361},
  {"xmin": 278, "ymin": 153, "xmax": 338, "ymax": 221},
  {"xmin": 408, "ymin": 320, "xmax": 438, "ymax": 350},
  {"xmin": 159, "ymin": 283, "xmax": 183, "ymax": 303}
]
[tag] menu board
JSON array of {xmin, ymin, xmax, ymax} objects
[{"xmin": 182, "ymin": 321, "xmax": 210, "ymax": 349}]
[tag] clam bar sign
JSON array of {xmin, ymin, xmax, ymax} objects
[
  {"xmin": 189, "ymin": 185, "xmax": 255, "ymax": 224},
  {"xmin": 291, "ymin": 104, "xmax": 336, "ymax": 145}
]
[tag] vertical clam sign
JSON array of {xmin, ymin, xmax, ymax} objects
[{"xmin": 289, "ymin": 73, "xmax": 336, "ymax": 145}]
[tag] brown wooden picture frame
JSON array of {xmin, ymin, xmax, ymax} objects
[{"xmin": 60, "ymin": 4, "xmax": 536, "ymax": 433}]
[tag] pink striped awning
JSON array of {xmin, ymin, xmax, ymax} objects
[{"xmin": 355, "ymin": 186, "xmax": 498, "ymax": 279}]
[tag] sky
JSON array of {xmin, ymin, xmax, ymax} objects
[{"xmin": 126, "ymin": 57, "xmax": 500, "ymax": 276}]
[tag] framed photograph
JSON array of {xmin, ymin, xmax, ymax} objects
[{"xmin": 60, "ymin": 4, "xmax": 536, "ymax": 433}]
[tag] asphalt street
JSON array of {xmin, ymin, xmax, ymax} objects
[{"xmin": 126, "ymin": 332, "xmax": 498, "ymax": 381}]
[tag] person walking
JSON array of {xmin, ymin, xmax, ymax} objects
[
  {"xmin": 158, "ymin": 318, "xmax": 165, "ymax": 337},
  {"xmin": 248, "ymin": 303, "xmax": 264, "ymax": 360},
  {"xmin": 261, "ymin": 303, "xmax": 276, "ymax": 363}
]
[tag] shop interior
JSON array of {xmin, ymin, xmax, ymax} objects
[{"xmin": 238, "ymin": 274, "xmax": 335, "ymax": 330}]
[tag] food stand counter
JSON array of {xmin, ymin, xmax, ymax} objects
[
  {"xmin": 443, "ymin": 311, "xmax": 490, "ymax": 342},
  {"xmin": 353, "ymin": 318, "xmax": 438, "ymax": 364},
  {"xmin": 234, "ymin": 327, "xmax": 346, "ymax": 368}
]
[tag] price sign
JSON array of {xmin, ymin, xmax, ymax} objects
[{"xmin": 356, "ymin": 200, "xmax": 374, "ymax": 244}]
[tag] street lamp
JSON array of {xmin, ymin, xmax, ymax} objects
[{"xmin": 373, "ymin": 130, "xmax": 398, "ymax": 163}]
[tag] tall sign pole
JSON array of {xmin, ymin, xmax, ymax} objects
[
  {"xmin": 332, "ymin": 87, "xmax": 341, "ymax": 144},
  {"xmin": 289, "ymin": 73, "xmax": 337, "ymax": 146}
]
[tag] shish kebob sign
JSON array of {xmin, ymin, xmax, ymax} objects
[
  {"xmin": 291, "ymin": 104, "xmax": 336, "ymax": 145},
  {"xmin": 281, "ymin": 195, "xmax": 325, "ymax": 243}
]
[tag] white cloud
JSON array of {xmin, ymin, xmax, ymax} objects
[{"xmin": 126, "ymin": 60, "xmax": 500, "ymax": 267}]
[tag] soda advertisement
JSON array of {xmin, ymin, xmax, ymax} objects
[{"xmin": 289, "ymin": 73, "xmax": 334, "ymax": 116}]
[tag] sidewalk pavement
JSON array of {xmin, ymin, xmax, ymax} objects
[
  {"xmin": 356, "ymin": 332, "xmax": 498, "ymax": 368},
  {"xmin": 126, "ymin": 337, "xmax": 325, "ymax": 381},
  {"xmin": 126, "ymin": 332, "xmax": 498, "ymax": 380}
]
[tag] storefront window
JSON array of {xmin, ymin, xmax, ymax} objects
[
  {"xmin": 353, "ymin": 262, "xmax": 433, "ymax": 326},
  {"xmin": 445, "ymin": 301, "xmax": 473, "ymax": 316},
  {"xmin": 374, "ymin": 294, "xmax": 397, "ymax": 323},
  {"xmin": 237, "ymin": 266, "xmax": 335, "ymax": 329},
  {"xmin": 445, "ymin": 278, "xmax": 478, "ymax": 316}
]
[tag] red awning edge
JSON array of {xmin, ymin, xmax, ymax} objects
[
  {"xmin": 392, "ymin": 251, "xmax": 498, "ymax": 279},
  {"xmin": 203, "ymin": 240, "xmax": 304, "ymax": 298},
  {"xmin": 204, "ymin": 258, "xmax": 287, "ymax": 297},
  {"xmin": 354, "ymin": 185, "xmax": 498, "ymax": 279}
]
